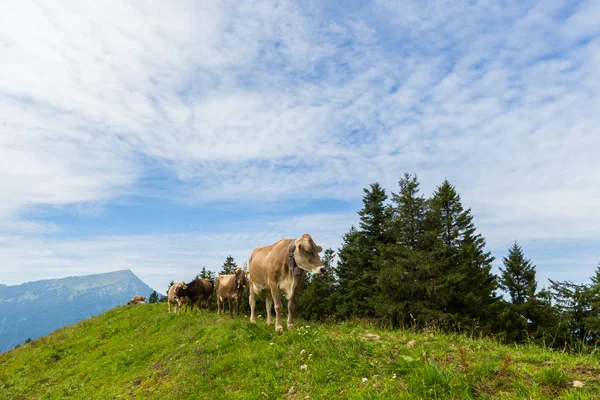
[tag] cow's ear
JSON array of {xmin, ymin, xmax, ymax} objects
[{"xmin": 316, "ymin": 245, "xmax": 323, "ymax": 253}]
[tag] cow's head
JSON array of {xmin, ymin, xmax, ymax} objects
[
  {"xmin": 292, "ymin": 233, "xmax": 325, "ymax": 274},
  {"xmin": 234, "ymin": 268, "xmax": 248, "ymax": 291}
]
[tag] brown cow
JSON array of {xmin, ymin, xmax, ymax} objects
[
  {"xmin": 126, "ymin": 295, "xmax": 146, "ymax": 305},
  {"xmin": 216, "ymin": 268, "xmax": 248, "ymax": 318},
  {"xmin": 249, "ymin": 234, "xmax": 325, "ymax": 331},
  {"xmin": 184, "ymin": 279, "xmax": 215, "ymax": 312},
  {"xmin": 168, "ymin": 281, "xmax": 187, "ymax": 314}
]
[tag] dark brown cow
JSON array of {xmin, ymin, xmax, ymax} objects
[
  {"xmin": 216, "ymin": 268, "xmax": 248, "ymax": 318},
  {"xmin": 177, "ymin": 278, "xmax": 214, "ymax": 313},
  {"xmin": 184, "ymin": 279, "xmax": 215, "ymax": 312},
  {"xmin": 249, "ymin": 234, "xmax": 325, "ymax": 331}
]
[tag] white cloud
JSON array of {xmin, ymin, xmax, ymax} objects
[{"xmin": 0, "ymin": 1, "xmax": 598, "ymax": 285}]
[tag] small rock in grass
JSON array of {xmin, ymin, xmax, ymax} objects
[
  {"xmin": 572, "ymin": 380, "xmax": 584, "ymax": 388},
  {"xmin": 364, "ymin": 333, "xmax": 380, "ymax": 340},
  {"xmin": 407, "ymin": 340, "xmax": 416, "ymax": 347}
]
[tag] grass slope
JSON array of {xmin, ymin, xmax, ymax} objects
[{"xmin": 1, "ymin": 303, "xmax": 599, "ymax": 399}]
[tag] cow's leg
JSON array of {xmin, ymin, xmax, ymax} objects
[
  {"xmin": 269, "ymin": 285, "xmax": 284, "ymax": 331},
  {"xmin": 176, "ymin": 298, "xmax": 182, "ymax": 314},
  {"xmin": 265, "ymin": 295, "xmax": 273, "ymax": 326},
  {"xmin": 228, "ymin": 298, "xmax": 233, "ymax": 318},
  {"xmin": 217, "ymin": 297, "xmax": 222, "ymax": 315},
  {"xmin": 236, "ymin": 297, "xmax": 241, "ymax": 316},
  {"xmin": 249, "ymin": 288, "xmax": 257, "ymax": 323},
  {"xmin": 168, "ymin": 301, "xmax": 171, "ymax": 314},
  {"xmin": 287, "ymin": 294, "xmax": 295, "ymax": 330}
]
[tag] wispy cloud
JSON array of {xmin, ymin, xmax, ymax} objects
[{"xmin": 0, "ymin": 1, "xmax": 598, "ymax": 286}]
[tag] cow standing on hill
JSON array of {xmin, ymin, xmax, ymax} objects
[
  {"xmin": 177, "ymin": 278, "xmax": 214, "ymax": 313},
  {"xmin": 216, "ymin": 268, "xmax": 248, "ymax": 318},
  {"xmin": 168, "ymin": 281, "xmax": 187, "ymax": 314},
  {"xmin": 184, "ymin": 279, "xmax": 214, "ymax": 312},
  {"xmin": 249, "ymin": 234, "xmax": 325, "ymax": 331}
]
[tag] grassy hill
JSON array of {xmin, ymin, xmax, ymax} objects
[{"xmin": 1, "ymin": 304, "xmax": 599, "ymax": 399}]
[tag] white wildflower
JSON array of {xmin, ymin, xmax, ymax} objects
[
  {"xmin": 392, "ymin": 374, "xmax": 397, "ymax": 379},
  {"xmin": 300, "ymin": 349, "xmax": 306, "ymax": 355},
  {"xmin": 308, "ymin": 353, "xmax": 313, "ymax": 359},
  {"xmin": 362, "ymin": 377, "xmax": 368, "ymax": 383},
  {"xmin": 300, "ymin": 364, "xmax": 308, "ymax": 370},
  {"xmin": 269, "ymin": 343, "xmax": 274, "ymax": 346}
]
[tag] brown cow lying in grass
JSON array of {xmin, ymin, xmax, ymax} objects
[
  {"xmin": 126, "ymin": 295, "xmax": 146, "ymax": 305},
  {"xmin": 216, "ymin": 268, "xmax": 248, "ymax": 318}
]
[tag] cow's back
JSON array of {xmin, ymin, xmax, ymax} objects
[
  {"xmin": 216, "ymin": 275, "xmax": 234, "ymax": 298},
  {"xmin": 249, "ymin": 239, "xmax": 291, "ymax": 288}
]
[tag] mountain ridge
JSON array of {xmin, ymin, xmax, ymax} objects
[{"xmin": 0, "ymin": 269, "xmax": 156, "ymax": 352}]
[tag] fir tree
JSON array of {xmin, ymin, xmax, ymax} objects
[
  {"xmin": 497, "ymin": 242, "xmax": 538, "ymax": 342},
  {"xmin": 335, "ymin": 226, "xmax": 369, "ymax": 319},
  {"xmin": 220, "ymin": 255, "xmax": 238, "ymax": 275},
  {"xmin": 548, "ymin": 279, "xmax": 596, "ymax": 349},
  {"xmin": 391, "ymin": 173, "xmax": 427, "ymax": 250},
  {"xmin": 148, "ymin": 291, "xmax": 159, "ymax": 304},
  {"xmin": 424, "ymin": 179, "xmax": 499, "ymax": 329},
  {"xmin": 335, "ymin": 183, "xmax": 393, "ymax": 319},
  {"xmin": 499, "ymin": 242, "xmax": 537, "ymax": 305},
  {"xmin": 358, "ymin": 183, "xmax": 393, "ymax": 246},
  {"xmin": 200, "ymin": 267, "xmax": 215, "ymax": 280}
]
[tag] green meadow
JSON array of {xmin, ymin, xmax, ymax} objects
[{"xmin": 1, "ymin": 303, "xmax": 598, "ymax": 399}]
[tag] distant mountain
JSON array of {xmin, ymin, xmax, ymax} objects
[{"xmin": 0, "ymin": 270, "xmax": 155, "ymax": 352}]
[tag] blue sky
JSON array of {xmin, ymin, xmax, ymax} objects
[{"xmin": 0, "ymin": 0, "xmax": 599, "ymax": 293}]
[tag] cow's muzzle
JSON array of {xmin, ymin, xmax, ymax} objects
[{"xmin": 313, "ymin": 266, "xmax": 325, "ymax": 275}]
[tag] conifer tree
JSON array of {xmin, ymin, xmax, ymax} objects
[
  {"xmin": 424, "ymin": 179, "xmax": 499, "ymax": 329},
  {"xmin": 335, "ymin": 226, "xmax": 367, "ymax": 319},
  {"xmin": 200, "ymin": 266, "xmax": 215, "ymax": 280},
  {"xmin": 548, "ymin": 279, "xmax": 595, "ymax": 347},
  {"xmin": 391, "ymin": 173, "xmax": 427, "ymax": 250},
  {"xmin": 336, "ymin": 183, "xmax": 393, "ymax": 319},
  {"xmin": 220, "ymin": 255, "xmax": 238, "ymax": 275},
  {"xmin": 497, "ymin": 242, "xmax": 538, "ymax": 342},
  {"xmin": 148, "ymin": 291, "xmax": 159, "ymax": 304},
  {"xmin": 499, "ymin": 242, "xmax": 537, "ymax": 306},
  {"xmin": 375, "ymin": 173, "xmax": 430, "ymax": 327}
]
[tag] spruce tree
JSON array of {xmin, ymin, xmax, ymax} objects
[
  {"xmin": 200, "ymin": 266, "xmax": 215, "ymax": 280},
  {"xmin": 148, "ymin": 291, "xmax": 159, "ymax": 303},
  {"xmin": 497, "ymin": 242, "xmax": 538, "ymax": 342},
  {"xmin": 220, "ymin": 255, "xmax": 238, "ymax": 275},
  {"xmin": 391, "ymin": 173, "xmax": 426, "ymax": 250},
  {"xmin": 335, "ymin": 226, "xmax": 368, "ymax": 319},
  {"xmin": 548, "ymin": 279, "xmax": 595, "ymax": 348},
  {"xmin": 499, "ymin": 242, "xmax": 537, "ymax": 305},
  {"xmin": 375, "ymin": 173, "xmax": 430, "ymax": 327},
  {"xmin": 358, "ymin": 183, "xmax": 393, "ymax": 246},
  {"xmin": 424, "ymin": 179, "xmax": 499, "ymax": 329},
  {"xmin": 336, "ymin": 183, "xmax": 393, "ymax": 319}
]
